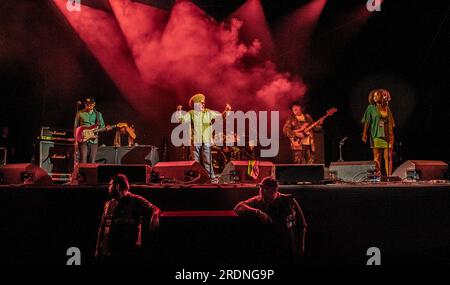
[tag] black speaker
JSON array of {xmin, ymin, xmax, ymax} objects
[
  {"xmin": 38, "ymin": 141, "xmax": 75, "ymax": 174},
  {"xmin": 153, "ymin": 161, "xmax": 210, "ymax": 183},
  {"xmin": 219, "ymin": 161, "xmax": 274, "ymax": 184},
  {"xmin": 392, "ymin": 160, "xmax": 448, "ymax": 180},
  {"xmin": 275, "ymin": 164, "xmax": 325, "ymax": 184},
  {"xmin": 118, "ymin": 145, "xmax": 159, "ymax": 166},
  {"xmin": 95, "ymin": 146, "xmax": 117, "ymax": 164},
  {"xmin": 96, "ymin": 146, "xmax": 159, "ymax": 166},
  {"xmin": 0, "ymin": 163, "xmax": 53, "ymax": 185},
  {"xmin": 75, "ymin": 164, "xmax": 151, "ymax": 185},
  {"xmin": 329, "ymin": 161, "xmax": 376, "ymax": 182}
]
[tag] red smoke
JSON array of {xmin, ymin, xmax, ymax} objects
[
  {"xmin": 53, "ymin": 0, "xmax": 150, "ymax": 117},
  {"xmin": 54, "ymin": 0, "xmax": 307, "ymax": 122},
  {"xmin": 231, "ymin": 0, "xmax": 275, "ymax": 60}
]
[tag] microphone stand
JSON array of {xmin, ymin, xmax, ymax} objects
[
  {"xmin": 71, "ymin": 101, "xmax": 82, "ymax": 184},
  {"xmin": 338, "ymin": 137, "xmax": 347, "ymax": 162}
]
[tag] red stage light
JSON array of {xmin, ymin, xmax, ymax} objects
[
  {"xmin": 275, "ymin": 0, "xmax": 327, "ymax": 73},
  {"xmin": 230, "ymin": 0, "xmax": 274, "ymax": 60},
  {"xmin": 52, "ymin": 0, "xmax": 151, "ymax": 118}
]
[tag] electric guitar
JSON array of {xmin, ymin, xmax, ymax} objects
[
  {"xmin": 75, "ymin": 123, "xmax": 128, "ymax": 143},
  {"xmin": 289, "ymin": 108, "xmax": 337, "ymax": 148}
]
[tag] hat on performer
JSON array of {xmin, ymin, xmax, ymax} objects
[
  {"xmin": 189, "ymin": 93, "xmax": 205, "ymax": 108},
  {"xmin": 84, "ymin": 97, "xmax": 96, "ymax": 105}
]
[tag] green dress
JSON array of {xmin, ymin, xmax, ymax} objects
[{"xmin": 361, "ymin": 104, "xmax": 395, "ymax": 149}]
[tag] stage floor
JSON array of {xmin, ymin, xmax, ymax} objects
[{"xmin": 1, "ymin": 181, "xmax": 450, "ymax": 265}]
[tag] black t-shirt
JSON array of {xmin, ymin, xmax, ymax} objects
[
  {"xmin": 239, "ymin": 193, "xmax": 307, "ymax": 257},
  {"xmin": 97, "ymin": 193, "xmax": 159, "ymax": 256}
]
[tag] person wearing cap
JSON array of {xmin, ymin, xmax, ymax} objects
[
  {"xmin": 175, "ymin": 93, "xmax": 231, "ymax": 181},
  {"xmin": 234, "ymin": 177, "xmax": 307, "ymax": 259},
  {"xmin": 74, "ymin": 98, "xmax": 110, "ymax": 163},
  {"xmin": 283, "ymin": 101, "xmax": 322, "ymax": 164}
]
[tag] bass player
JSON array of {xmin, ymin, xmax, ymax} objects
[{"xmin": 283, "ymin": 101, "xmax": 323, "ymax": 164}]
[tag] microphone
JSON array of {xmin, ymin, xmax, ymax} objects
[
  {"xmin": 76, "ymin": 101, "xmax": 82, "ymax": 106},
  {"xmin": 340, "ymin": 137, "xmax": 348, "ymax": 144},
  {"xmin": 381, "ymin": 90, "xmax": 391, "ymax": 106}
]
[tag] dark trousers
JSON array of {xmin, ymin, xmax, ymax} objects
[
  {"xmin": 79, "ymin": 142, "xmax": 98, "ymax": 163},
  {"xmin": 292, "ymin": 145, "xmax": 314, "ymax": 164}
]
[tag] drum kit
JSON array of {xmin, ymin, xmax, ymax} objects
[{"xmin": 211, "ymin": 133, "xmax": 258, "ymax": 175}]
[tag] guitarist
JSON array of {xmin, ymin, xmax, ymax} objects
[
  {"xmin": 283, "ymin": 101, "xmax": 322, "ymax": 164},
  {"xmin": 74, "ymin": 98, "xmax": 111, "ymax": 163}
]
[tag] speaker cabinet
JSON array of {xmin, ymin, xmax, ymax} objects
[
  {"xmin": 329, "ymin": 161, "xmax": 376, "ymax": 182},
  {"xmin": 76, "ymin": 164, "xmax": 151, "ymax": 185},
  {"xmin": 153, "ymin": 161, "xmax": 210, "ymax": 183},
  {"xmin": 95, "ymin": 146, "xmax": 117, "ymax": 164},
  {"xmin": 275, "ymin": 164, "xmax": 325, "ymax": 184},
  {"xmin": 392, "ymin": 160, "xmax": 448, "ymax": 180},
  {"xmin": 219, "ymin": 161, "xmax": 274, "ymax": 184},
  {"xmin": 96, "ymin": 146, "xmax": 159, "ymax": 166},
  {"xmin": 0, "ymin": 163, "xmax": 53, "ymax": 185},
  {"xmin": 117, "ymin": 145, "xmax": 159, "ymax": 166},
  {"xmin": 38, "ymin": 141, "xmax": 75, "ymax": 175}
]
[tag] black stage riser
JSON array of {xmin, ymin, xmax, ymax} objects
[{"xmin": 1, "ymin": 184, "xmax": 450, "ymax": 265}]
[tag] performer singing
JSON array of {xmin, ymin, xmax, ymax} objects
[
  {"xmin": 175, "ymin": 93, "xmax": 231, "ymax": 181},
  {"xmin": 74, "ymin": 98, "xmax": 111, "ymax": 163},
  {"xmin": 361, "ymin": 89, "xmax": 395, "ymax": 176},
  {"xmin": 283, "ymin": 101, "xmax": 322, "ymax": 164}
]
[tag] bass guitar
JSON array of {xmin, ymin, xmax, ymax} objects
[{"xmin": 289, "ymin": 108, "xmax": 337, "ymax": 148}]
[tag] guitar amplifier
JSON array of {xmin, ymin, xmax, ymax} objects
[
  {"xmin": 40, "ymin": 127, "xmax": 74, "ymax": 143},
  {"xmin": 38, "ymin": 141, "xmax": 75, "ymax": 177}
]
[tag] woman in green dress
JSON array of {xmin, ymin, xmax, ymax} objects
[{"xmin": 361, "ymin": 89, "xmax": 395, "ymax": 176}]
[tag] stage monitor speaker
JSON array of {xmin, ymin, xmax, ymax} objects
[
  {"xmin": 392, "ymin": 160, "xmax": 448, "ymax": 180},
  {"xmin": 329, "ymin": 161, "xmax": 376, "ymax": 182},
  {"xmin": 275, "ymin": 164, "xmax": 325, "ymax": 185},
  {"xmin": 219, "ymin": 161, "xmax": 274, "ymax": 184},
  {"xmin": 39, "ymin": 141, "xmax": 74, "ymax": 175},
  {"xmin": 118, "ymin": 145, "xmax": 159, "ymax": 166},
  {"xmin": 96, "ymin": 146, "xmax": 159, "ymax": 166},
  {"xmin": 95, "ymin": 146, "xmax": 117, "ymax": 164},
  {"xmin": 0, "ymin": 163, "xmax": 53, "ymax": 185},
  {"xmin": 153, "ymin": 161, "xmax": 210, "ymax": 184},
  {"xmin": 76, "ymin": 164, "xmax": 151, "ymax": 185}
]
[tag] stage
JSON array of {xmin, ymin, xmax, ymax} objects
[{"xmin": 1, "ymin": 182, "xmax": 450, "ymax": 265}]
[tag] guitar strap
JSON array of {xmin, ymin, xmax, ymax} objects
[{"xmin": 95, "ymin": 110, "xmax": 100, "ymax": 126}]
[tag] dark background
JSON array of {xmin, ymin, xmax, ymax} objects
[{"xmin": 0, "ymin": 0, "xmax": 448, "ymax": 166}]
